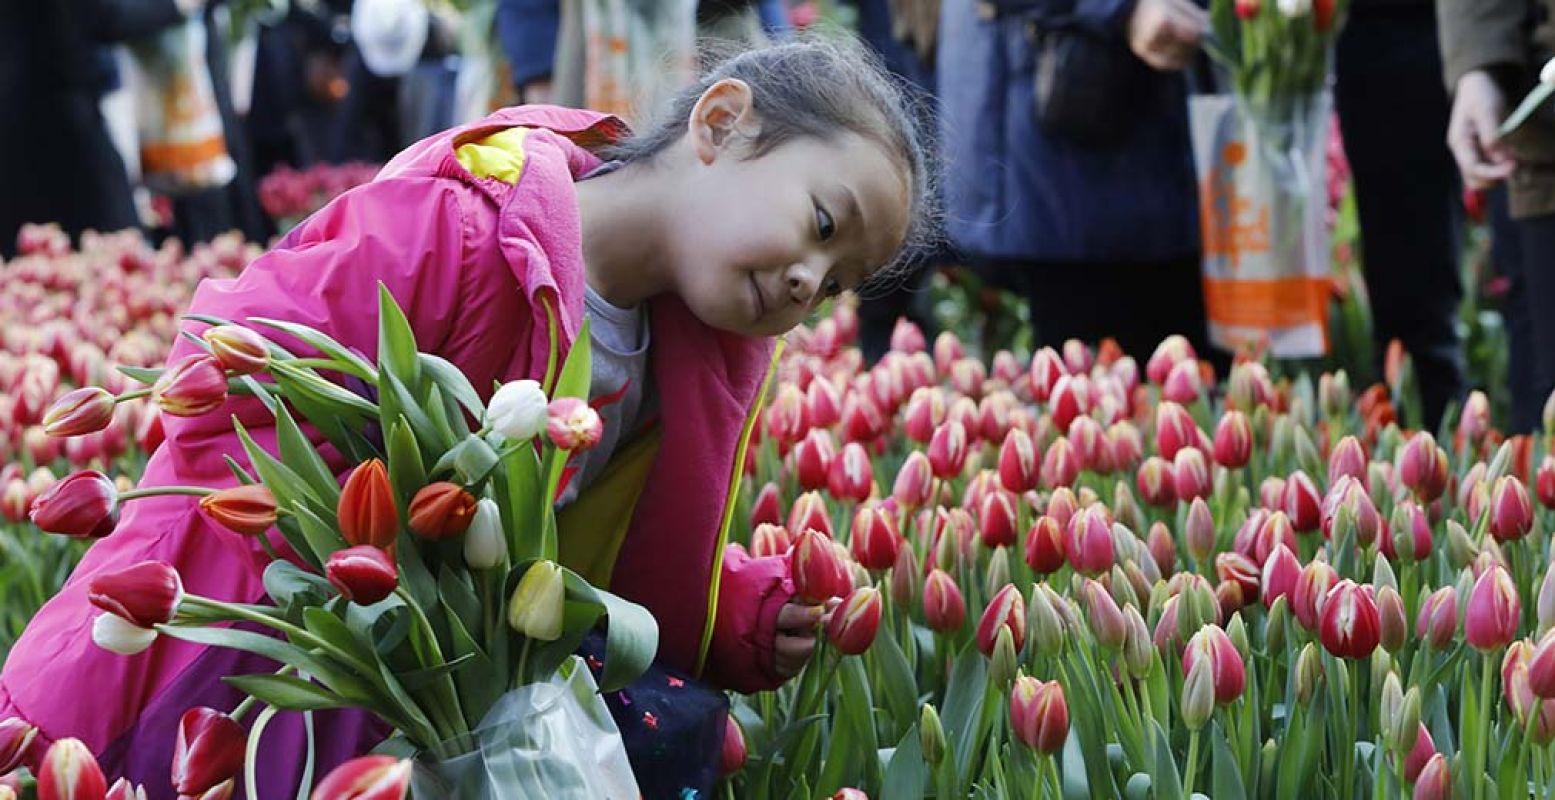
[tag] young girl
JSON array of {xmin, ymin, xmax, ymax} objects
[{"xmin": 2, "ymin": 37, "xmax": 931, "ymax": 797}]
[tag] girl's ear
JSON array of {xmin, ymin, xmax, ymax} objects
[{"xmin": 689, "ymin": 78, "xmax": 759, "ymax": 165}]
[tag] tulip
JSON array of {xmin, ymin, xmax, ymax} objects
[
  {"xmin": 184, "ymin": 779, "xmax": 234, "ymax": 800},
  {"xmin": 1383, "ymin": 501, "xmax": 1433, "ymax": 563},
  {"xmin": 1, "ymin": 480, "xmax": 30, "ymax": 524},
  {"xmin": 547, "ymin": 396, "xmax": 605, "ymax": 450},
  {"xmin": 891, "ymin": 544, "xmax": 920, "ymax": 607},
  {"xmin": 1530, "ymin": 629, "xmax": 1555, "ymax": 699},
  {"xmin": 927, "ymin": 421, "xmax": 968, "ymax": 479},
  {"xmin": 826, "ymin": 442, "xmax": 874, "ymax": 503},
  {"xmin": 720, "ymin": 717, "xmax": 747, "ymax": 776},
  {"xmin": 1136, "ymin": 457, "xmax": 1176, "ymax": 508},
  {"xmin": 326, "ymin": 546, "xmax": 398, "ymax": 605},
  {"xmin": 1181, "ymin": 660, "xmax": 1216, "ymax": 730},
  {"xmin": 1402, "ymin": 723, "xmax": 1435, "ymax": 783},
  {"xmin": 1010, "ymin": 677, "xmax": 1068, "ymax": 753},
  {"xmin": 1282, "ymin": 470, "xmax": 1321, "ymax": 533},
  {"xmin": 338, "ymin": 460, "xmax": 399, "ymax": 550},
  {"xmin": 903, "ymin": 387, "xmax": 945, "ymax": 443},
  {"xmin": 890, "ymin": 318, "xmax": 927, "ymax": 354},
  {"xmin": 202, "ymin": 325, "xmax": 269, "ymax": 375},
  {"xmin": 172, "ymin": 707, "xmax": 245, "ymax": 794},
  {"xmin": 765, "ymin": 383, "xmax": 806, "ymax": 445},
  {"xmin": 1329, "ymin": 436, "xmax": 1368, "ymax": 485},
  {"xmin": 198, "ymin": 485, "xmax": 277, "ymax": 537},
  {"xmin": 791, "ymin": 528, "xmax": 846, "ymax": 604},
  {"xmin": 37, "ymin": 738, "xmax": 106, "ymax": 800},
  {"xmin": 29, "ymin": 470, "xmax": 117, "ymax": 539},
  {"xmin": 751, "ymin": 482, "xmax": 782, "ymax": 527},
  {"xmin": 1147, "ymin": 520, "xmax": 1177, "ymax": 577},
  {"xmin": 1083, "ymin": 579, "xmax": 1127, "ymax": 650},
  {"xmin": 804, "ymin": 376, "xmax": 842, "ymax": 430},
  {"xmin": 919, "ymin": 705, "xmax": 946, "ymax": 765},
  {"xmin": 1107, "ymin": 421, "xmax": 1145, "ymax": 472},
  {"xmin": 1413, "ymin": 754, "xmax": 1450, "ymax": 800},
  {"xmin": 827, "ymin": 587, "xmax": 883, "ymax": 655},
  {"xmin": 787, "ymin": 491, "xmax": 833, "ymax": 538},
  {"xmin": 1294, "ymin": 642, "xmax": 1324, "ymax": 705},
  {"xmin": 1068, "ymin": 416, "xmax": 1104, "ymax": 471},
  {"xmin": 1216, "ymin": 552, "xmax": 1259, "ymax": 601},
  {"xmin": 1459, "ymin": 390, "xmax": 1491, "ymax": 445},
  {"xmin": 462, "ymin": 498, "xmax": 507, "ymax": 570},
  {"xmin": 997, "ymin": 428, "xmax": 1038, "ymax": 493},
  {"xmin": 751, "ymin": 523, "xmax": 792, "ymax": 559},
  {"xmin": 1024, "ymin": 515, "xmax": 1065, "ymax": 574},
  {"xmin": 1321, "ymin": 476, "xmax": 1380, "ymax": 546},
  {"xmin": 793, "ymin": 429, "xmax": 835, "ymax": 491},
  {"xmin": 923, "ymin": 569, "xmax": 966, "ymax": 632},
  {"xmin": 1398, "ymin": 433, "xmax": 1448, "ymax": 502},
  {"xmin": 0, "ymin": 718, "xmax": 37, "ymax": 776},
  {"xmin": 978, "ymin": 490, "xmax": 1018, "ymax": 549},
  {"xmin": 507, "ymin": 560, "xmax": 564, "ymax": 641},
  {"xmin": 92, "ymin": 612, "xmax": 157, "ymax": 655},
  {"xmin": 1212, "ymin": 410, "xmax": 1252, "ymax": 469},
  {"xmin": 1048, "ymin": 375, "xmax": 1090, "ymax": 433},
  {"xmin": 42, "ymin": 387, "xmax": 115, "ymax": 437},
  {"xmin": 1319, "ymin": 580, "xmax": 1380, "ymax": 659},
  {"xmin": 1028, "ymin": 347, "xmax": 1066, "ymax": 403},
  {"xmin": 1155, "ymin": 402, "xmax": 1196, "ymax": 461},
  {"xmin": 1541, "ymin": 568, "xmax": 1555, "ymax": 637},
  {"xmin": 1173, "ymin": 447, "xmax": 1211, "ymax": 502},
  {"xmin": 1466, "ymin": 565, "xmax": 1519, "ymax": 652},
  {"xmin": 1185, "ymin": 497, "xmax": 1215, "ymax": 564},
  {"xmin": 976, "ymin": 584, "xmax": 1026, "ymax": 656},
  {"xmin": 152, "ymin": 355, "xmax": 228, "ymax": 417},
  {"xmin": 1183, "ymin": 624, "xmax": 1245, "ymax": 704},
  {"xmin": 1488, "ymin": 476, "xmax": 1534, "ymax": 542},
  {"xmin": 1537, "ymin": 456, "xmax": 1555, "ymax": 510},
  {"xmin": 892, "ymin": 451, "xmax": 933, "ymax": 509},
  {"xmin": 89, "ymin": 560, "xmax": 182, "ymax": 628},
  {"xmin": 485, "ymin": 379, "xmax": 548, "ymax": 440},
  {"xmin": 1377, "ymin": 586, "xmax": 1407, "ymax": 653},
  {"xmin": 309, "ymin": 755, "xmax": 412, "ymax": 800},
  {"xmin": 831, "ymin": 790, "xmax": 869, "ymax": 800},
  {"xmin": 849, "ymin": 505, "xmax": 899, "ymax": 571},
  {"xmin": 1146, "ymin": 335, "xmax": 1195, "ymax": 385},
  {"xmin": 1415, "ymin": 586, "xmax": 1458, "ymax": 649},
  {"xmin": 841, "ymin": 392, "xmax": 886, "ymax": 443},
  {"xmin": 105, "ymin": 779, "xmax": 146, "ymax": 800},
  {"xmin": 1065, "ymin": 505, "xmax": 1116, "ymax": 576},
  {"xmin": 407, "ymin": 482, "xmax": 477, "ymax": 541},
  {"xmin": 1041, "ymin": 436, "xmax": 1080, "ymax": 490}
]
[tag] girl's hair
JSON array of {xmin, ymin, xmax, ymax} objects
[{"xmin": 600, "ymin": 32, "xmax": 941, "ymax": 291}]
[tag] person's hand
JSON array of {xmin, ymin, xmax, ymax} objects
[
  {"xmin": 773, "ymin": 598, "xmax": 840, "ymax": 678},
  {"xmin": 521, "ymin": 79, "xmax": 554, "ymax": 105},
  {"xmin": 1126, "ymin": 0, "xmax": 1209, "ymax": 71},
  {"xmin": 1448, "ymin": 70, "xmax": 1516, "ymax": 188}
]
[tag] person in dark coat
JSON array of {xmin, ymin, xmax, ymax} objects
[
  {"xmin": 0, "ymin": 0, "xmax": 186, "ymax": 257},
  {"xmin": 938, "ymin": 0, "xmax": 1214, "ymax": 363}
]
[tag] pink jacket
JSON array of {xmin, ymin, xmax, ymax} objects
[{"xmin": 0, "ymin": 106, "xmax": 793, "ymax": 794}]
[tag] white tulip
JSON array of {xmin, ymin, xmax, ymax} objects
[
  {"xmin": 1277, "ymin": 0, "xmax": 1311, "ymax": 17},
  {"xmin": 486, "ymin": 379, "xmax": 549, "ymax": 441},
  {"xmin": 1541, "ymin": 56, "xmax": 1555, "ymax": 86},
  {"xmin": 463, "ymin": 498, "xmax": 508, "ymax": 570},
  {"xmin": 93, "ymin": 613, "xmax": 156, "ymax": 655}
]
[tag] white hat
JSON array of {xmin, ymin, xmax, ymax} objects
[{"xmin": 351, "ymin": 0, "xmax": 430, "ymax": 77}]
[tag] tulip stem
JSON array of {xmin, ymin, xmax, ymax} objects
[
  {"xmin": 1533, "ymin": 734, "xmax": 1546, "ymax": 800},
  {"xmin": 119, "ymin": 486, "xmax": 215, "ymax": 500},
  {"xmin": 1183, "ymin": 728, "xmax": 1202, "ymax": 797},
  {"xmin": 115, "ymin": 388, "xmax": 153, "ymax": 403},
  {"xmin": 1475, "ymin": 651, "xmax": 1495, "ymax": 800}
]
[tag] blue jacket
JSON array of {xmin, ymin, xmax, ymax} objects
[{"xmin": 938, "ymin": 0, "xmax": 1200, "ymax": 263}]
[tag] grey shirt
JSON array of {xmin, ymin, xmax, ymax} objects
[{"xmin": 555, "ymin": 283, "xmax": 650, "ymax": 506}]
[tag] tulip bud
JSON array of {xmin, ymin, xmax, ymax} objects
[
  {"xmin": 89, "ymin": 560, "xmax": 182, "ymax": 628},
  {"xmin": 1181, "ymin": 659, "xmax": 1216, "ymax": 731},
  {"xmin": 152, "ymin": 355, "xmax": 228, "ymax": 417},
  {"xmin": 42, "ymin": 387, "xmax": 116, "ymax": 438},
  {"xmin": 92, "ymin": 610, "xmax": 158, "ymax": 655},
  {"xmin": 1394, "ymin": 687, "xmax": 1422, "ymax": 755},
  {"xmin": 308, "ymin": 756, "xmax": 412, "ymax": 800},
  {"xmin": 1162, "ymin": 358, "xmax": 1203, "ymax": 405},
  {"xmin": 1320, "ymin": 580, "xmax": 1380, "ymax": 659},
  {"xmin": 978, "ymin": 490, "xmax": 1019, "ymax": 550},
  {"xmin": 1010, "ymin": 676, "xmax": 1069, "ymax": 752},
  {"xmin": 1402, "ymin": 723, "xmax": 1437, "ymax": 783},
  {"xmin": 1446, "ymin": 519, "xmax": 1478, "ymax": 570},
  {"xmin": 172, "ymin": 707, "xmax": 245, "ymax": 794},
  {"xmin": 1260, "ymin": 544, "xmax": 1300, "ymax": 610},
  {"xmin": 105, "ymin": 778, "xmax": 146, "ymax": 800},
  {"xmin": 1398, "ymin": 433, "xmax": 1448, "ymax": 503},
  {"xmin": 1041, "ymin": 437, "xmax": 1080, "ymax": 489},
  {"xmin": 977, "ymin": 584, "xmax": 1027, "ymax": 656},
  {"xmin": 1046, "ymin": 487, "xmax": 1078, "ymax": 528},
  {"xmin": 198, "ymin": 485, "xmax": 277, "ymax": 538},
  {"xmin": 0, "ymin": 718, "xmax": 37, "ymax": 776},
  {"xmin": 1328, "ymin": 436, "xmax": 1367, "ymax": 485},
  {"xmin": 486, "ymin": 379, "xmax": 549, "ymax": 441},
  {"xmin": 407, "ymin": 482, "xmax": 477, "ymax": 541},
  {"xmin": 37, "ymin": 738, "xmax": 107, "ymax": 800},
  {"xmin": 827, "ymin": 587, "xmax": 883, "ymax": 656},
  {"xmin": 1028, "ymin": 584, "xmax": 1067, "ymax": 658},
  {"xmin": 1179, "ymin": 498, "xmax": 1215, "ymax": 566},
  {"xmin": 1295, "ymin": 642, "xmax": 1324, "ymax": 705},
  {"xmin": 1413, "ymin": 753, "xmax": 1450, "ymax": 800},
  {"xmin": 1384, "ymin": 501, "xmax": 1433, "ymax": 564},
  {"xmin": 792, "ymin": 529, "xmax": 847, "ymax": 604},
  {"xmin": 1081, "ymin": 579, "xmax": 1126, "ymax": 650},
  {"xmin": 1114, "ymin": 604, "xmax": 1151, "ymax": 678},
  {"xmin": 805, "ymin": 376, "xmax": 842, "ymax": 430},
  {"xmin": 989, "ymin": 626, "xmax": 1019, "ymax": 690},
  {"xmin": 1379, "ymin": 672, "xmax": 1404, "ymax": 748},
  {"xmin": 1212, "ymin": 410, "xmax": 1252, "ymax": 469},
  {"xmin": 1283, "ymin": 470, "xmax": 1321, "ymax": 533},
  {"xmin": 507, "ymin": 560, "xmax": 565, "ymax": 641},
  {"xmin": 1415, "ymin": 586, "xmax": 1459, "ymax": 649},
  {"xmin": 1065, "ymin": 505, "xmax": 1116, "ymax": 576},
  {"xmin": 1489, "ymin": 476, "xmax": 1535, "ymax": 542},
  {"xmin": 1048, "ymin": 375, "xmax": 1091, "ymax": 434},
  {"xmin": 29, "ymin": 469, "xmax": 117, "ymax": 539},
  {"xmin": 788, "ymin": 491, "xmax": 833, "ymax": 538},
  {"xmin": 202, "ymin": 325, "xmax": 270, "ymax": 376},
  {"xmin": 1466, "ymin": 565, "xmax": 1520, "ymax": 652},
  {"xmin": 827, "ymin": 442, "xmax": 873, "ymax": 503},
  {"xmin": 890, "ymin": 543, "xmax": 919, "ymax": 607},
  {"xmin": 1291, "ymin": 558, "xmax": 1338, "ymax": 632},
  {"xmin": 1136, "ymin": 457, "xmax": 1176, "ymax": 508},
  {"xmin": 338, "ymin": 460, "xmax": 399, "ymax": 550},
  {"xmin": 919, "ymin": 705, "xmax": 946, "ymax": 765},
  {"xmin": 922, "ymin": 569, "xmax": 966, "ymax": 633},
  {"xmin": 892, "ymin": 451, "xmax": 933, "ymax": 509},
  {"xmin": 849, "ymin": 505, "xmax": 900, "ymax": 571},
  {"xmin": 985, "ymin": 547, "xmax": 1012, "ymax": 597},
  {"xmin": 928, "ymin": 421, "xmax": 969, "ymax": 479},
  {"xmin": 1184, "ymin": 624, "xmax": 1246, "ymax": 704},
  {"xmin": 997, "ymin": 429, "xmax": 1039, "ymax": 493},
  {"xmin": 1319, "ymin": 371, "xmax": 1352, "ymax": 418},
  {"xmin": 1266, "ymin": 596, "xmax": 1289, "ymax": 653},
  {"xmin": 1028, "ymin": 347, "xmax": 1066, "ymax": 402},
  {"xmin": 326, "ymin": 545, "xmax": 398, "ymax": 605},
  {"xmin": 460, "ymin": 498, "xmax": 507, "ymax": 570},
  {"xmin": 1540, "ymin": 569, "xmax": 1555, "ymax": 637},
  {"xmin": 750, "ymin": 484, "xmax": 784, "ymax": 530},
  {"xmin": 546, "ymin": 397, "xmax": 604, "ymax": 451},
  {"xmin": 1377, "ymin": 586, "xmax": 1407, "ymax": 654},
  {"xmin": 1529, "ymin": 630, "xmax": 1555, "ymax": 699},
  {"xmin": 1023, "ymin": 515, "xmax": 1064, "ymax": 575},
  {"xmin": 1173, "ymin": 447, "xmax": 1211, "ymax": 503}
]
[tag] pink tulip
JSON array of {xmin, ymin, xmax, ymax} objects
[
  {"xmin": 1319, "ymin": 580, "xmax": 1380, "ymax": 659},
  {"xmin": 923, "ymin": 569, "xmax": 967, "ymax": 633},
  {"xmin": 1146, "ymin": 335, "xmax": 1195, "ymax": 386},
  {"xmin": 1398, "ymin": 433, "xmax": 1448, "ymax": 503},
  {"xmin": 1413, "ymin": 754, "xmax": 1450, "ymax": 800},
  {"xmin": 1261, "ymin": 545, "xmax": 1301, "ymax": 609},
  {"xmin": 326, "ymin": 546, "xmax": 399, "ymax": 606},
  {"xmin": 750, "ymin": 523, "xmax": 792, "ymax": 559},
  {"xmin": 719, "ymin": 716, "xmax": 747, "ymax": 776},
  {"xmin": 201, "ymin": 325, "xmax": 269, "ymax": 375},
  {"xmin": 1402, "ymin": 723, "xmax": 1435, "ymax": 783},
  {"xmin": 1489, "ymin": 476, "xmax": 1534, "ymax": 542},
  {"xmin": 309, "ymin": 755, "xmax": 412, "ymax": 800},
  {"xmin": 42, "ymin": 388, "xmax": 115, "ymax": 438},
  {"xmin": 804, "ymin": 377, "xmax": 841, "ymax": 430},
  {"xmin": 1183, "ymin": 625, "xmax": 1245, "ymax": 704},
  {"xmin": 1041, "ymin": 437, "xmax": 1080, "ymax": 490},
  {"xmin": 1467, "ymin": 565, "xmax": 1520, "ymax": 652},
  {"xmin": 1136, "ymin": 457, "xmax": 1176, "ymax": 508},
  {"xmin": 1048, "ymin": 375, "xmax": 1089, "ymax": 434},
  {"xmin": 787, "ymin": 491, "xmax": 832, "ymax": 538},
  {"xmin": 826, "ymin": 587, "xmax": 883, "ymax": 655},
  {"xmin": 927, "ymin": 421, "xmax": 968, "ymax": 480},
  {"xmin": 1064, "ymin": 505, "xmax": 1115, "ymax": 576},
  {"xmin": 1010, "ymin": 677, "xmax": 1068, "ymax": 753},
  {"xmin": 793, "ymin": 429, "xmax": 835, "ymax": 492},
  {"xmin": 1162, "ymin": 359, "xmax": 1203, "ymax": 404},
  {"xmin": 891, "ymin": 451, "xmax": 933, "ymax": 509},
  {"xmin": 1327, "ymin": 436, "xmax": 1367, "ymax": 486},
  {"xmin": 791, "ymin": 529, "xmax": 847, "ymax": 604},
  {"xmin": 1028, "ymin": 347, "xmax": 1066, "ymax": 404},
  {"xmin": 1173, "ymin": 447, "xmax": 1211, "ymax": 503},
  {"xmin": 976, "ymin": 584, "xmax": 1026, "ymax": 656},
  {"xmin": 0, "ymin": 718, "xmax": 37, "ymax": 775},
  {"xmin": 1415, "ymin": 586, "xmax": 1458, "ymax": 649},
  {"xmin": 903, "ymin": 388, "xmax": 946, "ymax": 443},
  {"xmin": 826, "ymin": 442, "xmax": 873, "ymax": 503},
  {"xmin": 29, "ymin": 470, "xmax": 117, "ymax": 539},
  {"xmin": 750, "ymin": 483, "xmax": 782, "ymax": 528},
  {"xmin": 37, "ymin": 738, "xmax": 106, "ymax": 800},
  {"xmin": 546, "ymin": 397, "xmax": 603, "ymax": 451},
  {"xmin": 1155, "ymin": 402, "xmax": 1196, "ymax": 461},
  {"xmin": 1024, "ymin": 515, "xmax": 1065, "ymax": 574},
  {"xmin": 997, "ymin": 429, "xmax": 1039, "ymax": 493},
  {"xmin": 151, "ymin": 355, "xmax": 227, "ymax": 417},
  {"xmin": 978, "ymin": 490, "xmax": 1018, "ymax": 549},
  {"xmin": 1283, "ymin": 470, "xmax": 1322, "ymax": 533},
  {"xmin": 1212, "ymin": 410, "xmax": 1252, "ymax": 469}
]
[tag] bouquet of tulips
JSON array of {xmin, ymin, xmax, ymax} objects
[
  {"xmin": 1203, "ymin": 0, "xmax": 1347, "ymax": 115},
  {"xmin": 27, "ymin": 285, "xmax": 655, "ymax": 797},
  {"xmin": 707, "ymin": 297, "xmax": 1555, "ymax": 800}
]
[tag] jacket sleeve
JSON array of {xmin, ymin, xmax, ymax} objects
[
  {"xmin": 1015, "ymin": 0, "xmax": 1138, "ymax": 38},
  {"xmin": 81, "ymin": 0, "xmax": 185, "ymax": 42},
  {"xmin": 496, "ymin": 0, "xmax": 560, "ymax": 89},
  {"xmin": 702, "ymin": 545, "xmax": 796, "ymax": 694},
  {"xmin": 1436, "ymin": 0, "xmax": 1528, "ymax": 89}
]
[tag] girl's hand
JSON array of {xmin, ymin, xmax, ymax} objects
[{"xmin": 774, "ymin": 598, "xmax": 841, "ymax": 678}]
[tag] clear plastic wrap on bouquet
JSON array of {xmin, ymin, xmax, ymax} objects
[
  {"xmin": 1191, "ymin": 90, "xmax": 1332, "ymax": 358},
  {"xmin": 410, "ymin": 657, "xmax": 640, "ymax": 799}
]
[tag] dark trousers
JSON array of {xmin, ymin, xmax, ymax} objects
[
  {"xmin": 1494, "ymin": 198, "xmax": 1555, "ymax": 433},
  {"xmin": 1335, "ymin": 2, "xmax": 1466, "ymax": 430},
  {"xmin": 858, "ymin": 264, "xmax": 940, "ymax": 364}
]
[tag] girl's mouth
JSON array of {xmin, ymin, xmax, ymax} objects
[{"xmin": 750, "ymin": 275, "xmax": 767, "ymax": 321}]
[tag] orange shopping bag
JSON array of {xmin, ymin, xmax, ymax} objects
[{"xmin": 129, "ymin": 17, "xmax": 236, "ymax": 195}]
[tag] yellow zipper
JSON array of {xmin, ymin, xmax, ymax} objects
[
  {"xmin": 539, "ymin": 290, "xmax": 561, "ymax": 395},
  {"xmin": 694, "ymin": 339, "xmax": 786, "ymax": 678}
]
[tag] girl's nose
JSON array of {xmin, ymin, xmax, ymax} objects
[{"xmin": 786, "ymin": 263, "xmax": 821, "ymax": 307}]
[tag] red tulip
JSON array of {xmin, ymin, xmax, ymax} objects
[
  {"xmin": 1154, "ymin": 402, "xmax": 1196, "ymax": 461},
  {"xmin": 751, "ymin": 482, "xmax": 782, "ymax": 528},
  {"xmin": 1148, "ymin": 521, "xmax": 1177, "ymax": 577},
  {"xmin": 1459, "ymin": 390, "xmax": 1491, "ymax": 446},
  {"xmin": 1172, "ymin": 448, "xmax": 1211, "ymax": 503},
  {"xmin": 1235, "ymin": 0, "xmax": 1259, "ymax": 19},
  {"xmin": 1106, "ymin": 421, "xmax": 1144, "ymax": 472},
  {"xmin": 997, "ymin": 428, "xmax": 1038, "ymax": 493},
  {"xmin": 1048, "ymin": 375, "xmax": 1090, "ymax": 434},
  {"xmin": 793, "ymin": 428, "xmax": 835, "ymax": 491},
  {"xmin": 1327, "ymin": 436, "xmax": 1367, "ymax": 486},
  {"xmin": 1415, "ymin": 586, "xmax": 1458, "ymax": 649},
  {"xmin": 1183, "ymin": 624, "xmax": 1245, "ymax": 704},
  {"xmin": 152, "ymin": 355, "xmax": 228, "ymax": 417},
  {"xmin": 720, "ymin": 716, "xmax": 747, "ymax": 776},
  {"xmin": 976, "ymin": 584, "xmax": 1026, "ymax": 656},
  {"xmin": 1046, "ymin": 487, "xmax": 1078, "ymax": 529},
  {"xmin": 1065, "ymin": 505, "xmax": 1115, "ymax": 576},
  {"xmin": 29, "ymin": 470, "xmax": 117, "ymax": 539},
  {"xmin": 1024, "ymin": 515, "xmax": 1066, "ymax": 574},
  {"xmin": 1529, "ymin": 629, "xmax": 1555, "ymax": 699},
  {"xmin": 1321, "ymin": 475, "xmax": 1381, "ymax": 545},
  {"xmin": 0, "ymin": 718, "xmax": 37, "ymax": 775},
  {"xmin": 1319, "ymin": 580, "xmax": 1380, "ymax": 659},
  {"xmin": 849, "ymin": 505, "xmax": 900, "ymax": 571},
  {"xmin": 827, "ymin": 442, "xmax": 873, "ymax": 503},
  {"xmin": 407, "ymin": 482, "xmax": 477, "ymax": 541},
  {"xmin": 1260, "ymin": 544, "xmax": 1301, "ymax": 609},
  {"xmin": 1212, "ymin": 410, "xmax": 1252, "ymax": 469},
  {"xmin": 42, "ymin": 387, "xmax": 115, "ymax": 438},
  {"xmin": 827, "ymin": 587, "xmax": 883, "ymax": 655},
  {"xmin": 327, "ymin": 546, "xmax": 399, "ymax": 605},
  {"xmin": 1291, "ymin": 558, "xmax": 1337, "ymax": 631},
  {"xmin": 892, "ymin": 451, "xmax": 934, "ymax": 510},
  {"xmin": 1504, "ymin": 641, "xmax": 1555, "ymax": 743},
  {"xmin": 903, "ymin": 387, "xmax": 946, "ymax": 443},
  {"xmin": 804, "ymin": 377, "xmax": 841, "ymax": 430},
  {"xmin": 1489, "ymin": 476, "xmax": 1534, "ymax": 542},
  {"xmin": 37, "ymin": 738, "xmax": 106, "ymax": 800},
  {"xmin": 1010, "ymin": 676, "xmax": 1069, "ymax": 753},
  {"xmin": 750, "ymin": 523, "xmax": 792, "ymax": 559},
  {"xmin": 105, "ymin": 778, "xmax": 145, "ymax": 800},
  {"xmin": 831, "ymin": 790, "xmax": 870, "ymax": 800},
  {"xmin": 1282, "ymin": 470, "xmax": 1321, "ymax": 533},
  {"xmin": 1146, "ymin": 335, "xmax": 1195, "ymax": 384},
  {"xmin": 1466, "ymin": 565, "xmax": 1520, "ymax": 651},
  {"xmin": 1028, "ymin": 347, "xmax": 1066, "ymax": 403},
  {"xmin": 765, "ymin": 383, "xmax": 806, "ymax": 445},
  {"xmin": 1398, "ymin": 433, "xmax": 1448, "ymax": 503},
  {"xmin": 171, "ymin": 707, "xmax": 245, "ymax": 794},
  {"xmin": 546, "ymin": 397, "xmax": 603, "ymax": 451},
  {"xmin": 1215, "ymin": 552, "xmax": 1260, "ymax": 600},
  {"xmin": 1136, "ymin": 457, "xmax": 1176, "ymax": 508},
  {"xmin": 927, "ymin": 421, "xmax": 968, "ymax": 479},
  {"xmin": 890, "ymin": 318, "xmax": 927, "ymax": 354},
  {"xmin": 978, "ymin": 490, "xmax": 1018, "ymax": 549},
  {"xmin": 791, "ymin": 528, "xmax": 847, "ymax": 604},
  {"xmin": 923, "ymin": 569, "xmax": 967, "ymax": 632},
  {"xmin": 1537, "ymin": 455, "xmax": 1555, "ymax": 509},
  {"xmin": 198, "ymin": 484, "xmax": 277, "ymax": 537},
  {"xmin": 1162, "ymin": 359, "xmax": 1203, "ymax": 404},
  {"xmin": 338, "ymin": 460, "xmax": 399, "ymax": 549},
  {"xmin": 978, "ymin": 391, "xmax": 1015, "ymax": 443},
  {"xmin": 841, "ymin": 392, "xmax": 886, "ymax": 443},
  {"xmin": 787, "ymin": 491, "xmax": 833, "ymax": 538},
  {"xmin": 309, "ymin": 755, "xmax": 412, "ymax": 800},
  {"xmin": 1041, "ymin": 437, "xmax": 1080, "ymax": 490},
  {"xmin": 1067, "ymin": 416, "xmax": 1104, "ymax": 471},
  {"xmin": 88, "ymin": 560, "xmax": 182, "ymax": 628},
  {"xmin": 1083, "ymin": 579, "xmax": 1127, "ymax": 649},
  {"xmin": 1382, "ymin": 501, "xmax": 1434, "ymax": 563},
  {"xmin": 202, "ymin": 325, "xmax": 269, "ymax": 375}
]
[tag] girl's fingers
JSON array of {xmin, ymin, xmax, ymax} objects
[
  {"xmin": 775, "ymin": 633, "xmax": 818, "ymax": 677},
  {"xmin": 776, "ymin": 602, "xmax": 825, "ymax": 631}
]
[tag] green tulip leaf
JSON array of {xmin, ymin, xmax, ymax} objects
[
  {"xmin": 419, "ymin": 353, "xmax": 484, "ymax": 421},
  {"xmin": 1149, "ymin": 720, "xmax": 1182, "ymax": 800},
  {"xmin": 224, "ymin": 673, "xmax": 351, "ymax": 711},
  {"xmin": 248, "ymin": 316, "xmax": 378, "ymax": 382},
  {"xmin": 882, "ymin": 725, "xmax": 929, "ymax": 800},
  {"xmin": 377, "ymin": 283, "xmax": 421, "ymax": 389},
  {"xmin": 1212, "ymin": 722, "xmax": 1247, "ymax": 800}
]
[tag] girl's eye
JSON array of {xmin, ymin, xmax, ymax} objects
[
  {"xmin": 823, "ymin": 277, "xmax": 842, "ymax": 298},
  {"xmin": 815, "ymin": 204, "xmax": 836, "ymax": 241}
]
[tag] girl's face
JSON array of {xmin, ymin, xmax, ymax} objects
[{"xmin": 667, "ymin": 81, "xmax": 912, "ymax": 339}]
